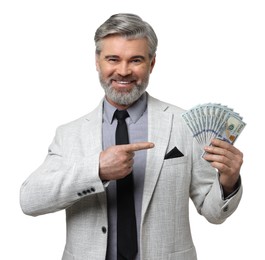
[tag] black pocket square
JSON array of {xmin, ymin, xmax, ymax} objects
[{"xmin": 164, "ymin": 146, "xmax": 184, "ymax": 159}]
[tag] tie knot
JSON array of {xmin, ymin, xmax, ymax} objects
[{"xmin": 114, "ymin": 110, "xmax": 129, "ymax": 121}]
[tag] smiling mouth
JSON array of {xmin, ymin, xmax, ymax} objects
[
  {"xmin": 111, "ymin": 79, "xmax": 136, "ymax": 89},
  {"xmin": 115, "ymin": 80, "xmax": 133, "ymax": 85}
]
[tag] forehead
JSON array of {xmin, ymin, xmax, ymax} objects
[{"xmin": 99, "ymin": 35, "xmax": 149, "ymax": 58}]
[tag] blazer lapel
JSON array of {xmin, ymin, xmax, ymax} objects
[
  {"xmin": 83, "ymin": 101, "xmax": 103, "ymax": 153},
  {"xmin": 141, "ymin": 95, "xmax": 173, "ymax": 220}
]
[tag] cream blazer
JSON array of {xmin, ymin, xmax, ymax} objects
[{"xmin": 20, "ymin": 94, "xmax": 242, "ymax": 260}]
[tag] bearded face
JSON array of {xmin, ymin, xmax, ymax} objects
[{"xmin": 95, "ymin": 36, "xmax": 156, "ymax": 108}]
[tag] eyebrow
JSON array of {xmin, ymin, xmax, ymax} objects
[
  {"xmin": 104, "ymin": 55, "xmax": 146, "ymax": 60},
  {"xmin": 104, "ymin": 55, "xmax": 119, "ymax": 59},
  {"xmin": 130, "ymin": 55, "xmax": 146, "ymax": 60}
]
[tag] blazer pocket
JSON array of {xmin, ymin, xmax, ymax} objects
[
  {"xmin": 164, "ymin": 146, "xmax": 184, "ymax": 159},
  {"xmin": 168, "ymin": 246, "xmax": 197, "ymax": 260},
  {"xmin": 163, "ymin": 155, "xmax": 187, "ymax": 167}
]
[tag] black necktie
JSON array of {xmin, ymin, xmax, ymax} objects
[{"xmin": 114, "ymin": 110, "xmax": 138, "ymax": 260}]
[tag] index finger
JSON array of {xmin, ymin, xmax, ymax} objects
[
  {"xmin": 120, "ymin": 142, "xmax": 155, "ymax": 152},
  {"xmin": 210, "ymin": 138, "xmax": 240, "ymax": 154}
]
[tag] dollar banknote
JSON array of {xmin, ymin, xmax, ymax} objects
[{"xmin": 181, "ymin": 103, "xmax": 246, "ymax": 152}]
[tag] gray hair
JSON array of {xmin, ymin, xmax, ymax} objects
[{"xmin": 94, "ymin": 13, "xmax": 158, "ymax": 58}]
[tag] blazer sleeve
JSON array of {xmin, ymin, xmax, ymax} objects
[
  {"xmin": 20, "ymin": 126, "xmax": 105, "ymax": 217},
  {"xmin": 189, "ymin": 140, "xmax": 243, "ymax": 224}
]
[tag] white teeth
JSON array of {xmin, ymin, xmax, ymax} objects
[{"xmin": 117, "ymin": 81, "xmax": 130, "ymax": 84}]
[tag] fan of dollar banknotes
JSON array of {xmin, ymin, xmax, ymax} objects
[{"xmin": 181, "ymin": 103, "xmax": 246, "ymax": 150}]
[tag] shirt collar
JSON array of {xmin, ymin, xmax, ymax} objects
[{"xmin": 103, "ymin": 92, "xmax": 147, "ymax": 124}]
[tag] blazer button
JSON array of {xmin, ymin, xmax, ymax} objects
[
  {"xmin": 223, "ymin": 205, "xmax": 229, "ymax": 212},
  {"xmin": 91, "ymin": 187, "xmax": 95, "ymax": 192},
  {"xmin": 82, "ymin": 190, "xmax": 87, "ymax": 195},
  {"xmin": 77, "ymin": 192, "xmax": 82, "ymax": 197},
  {"xmin": 102, "ymin": 226, "xmax": 107, "ymax": 234}
]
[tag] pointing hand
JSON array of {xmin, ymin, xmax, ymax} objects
[{"xmin": 99, "ymin": 142, "xmax": 155, "ymax": 181}]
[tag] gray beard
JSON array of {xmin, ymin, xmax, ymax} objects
[{"xmin": 99, "ymin": 77, "xmax": 149, "ymax": 106}]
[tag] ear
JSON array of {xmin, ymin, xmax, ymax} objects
[
  {"xmin": 95, "ymin": 54, "xmax": 100, "ymax": 71},
  {"xmin": 149, "ymin": 54, "xmax": 156, "ymax": 73}
]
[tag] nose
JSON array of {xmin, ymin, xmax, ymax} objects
[{"xmin": 116, "ymin": 62, "xmax": 132, "ymax": 76}]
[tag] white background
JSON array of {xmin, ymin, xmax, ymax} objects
[{"xmin": 1, "ymin": 0, "xmax": 264, "ymax": 259}]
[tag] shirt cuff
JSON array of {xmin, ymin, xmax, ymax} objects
[{"xmin": 220, "ymin": 176, "xmax": 241, "ymax": 200}]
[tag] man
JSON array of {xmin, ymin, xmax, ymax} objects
[{"xmin": 20, "ymin": 13, "xmax": 243, "ymax": 260}]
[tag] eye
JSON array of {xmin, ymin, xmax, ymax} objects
[
  {"xmin": 107, "ymin": 58, "xmax": 119, "ymax": 63},
  {"xmin": 105, "ymin": 56, "xmax": 120, "ymax": 64},
  {"xmin": 131, "ymin": 58, "xmax": 142, "ymax": 64}
]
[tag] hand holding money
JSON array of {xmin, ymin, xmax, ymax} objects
[
  {"xmin": 204, "ymin": 138, "xmax": 243, "ymax": 196},
  {"xmin": 182, "ymin": 103, "xmax": 245, "ymax": 195}
]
